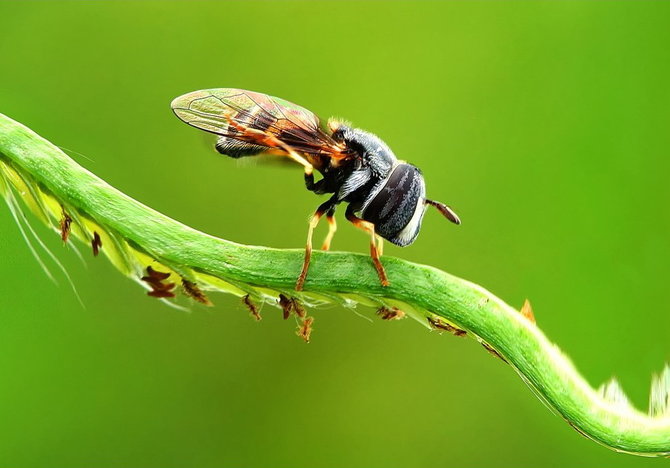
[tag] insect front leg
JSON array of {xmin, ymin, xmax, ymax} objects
[
  {"xmin": 376, "ymin": 235, "xmax": 384, "ymax": 257},
  {"xmin": 345, "ymin": 205, "xmax": 389, "ymax": 287},
  {"xmin": 295, "ymin": 196, "xmax": 338, "ymax": 291}
]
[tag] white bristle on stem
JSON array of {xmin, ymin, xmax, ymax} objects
[
  {"xmin": 598, "ymin": 377, "xmax": 633, "ymax": 410},
  {"xmin": 650, "ymin": 365, "xmax": 670, "ymax": 418}
]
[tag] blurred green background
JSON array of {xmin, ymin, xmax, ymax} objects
[{"xmin": 1, "ymin": 1, "xmax": 669, "ymax": 467}]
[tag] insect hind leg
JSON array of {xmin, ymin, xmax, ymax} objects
[
  {"xmin": 305, "ymin": 172, "xmax": 329, "ymax": 194},
  {"xmin": 296, "ymin": 196, "xmax": 338, "ymax": 291},
  {"xmin": 226, "ymin": 119, "xmax": 315, "ymax": 176}
]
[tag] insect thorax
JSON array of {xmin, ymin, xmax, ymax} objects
[
  {"xmin": 331, "ymin": 127, "xmax": 427, "ymax": 247},
  {"xmin": 329, "ymin": 126, "xmax": 397, "ymax": 204}
]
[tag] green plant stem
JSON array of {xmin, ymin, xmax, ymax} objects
[{"xmin": 0, "ymin": 112, "xmax": 668, "ymax": 456}]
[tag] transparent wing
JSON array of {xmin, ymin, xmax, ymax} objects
[{"xmin": 171, "ymin": 88, "xmax": 346, "ymax": 157}]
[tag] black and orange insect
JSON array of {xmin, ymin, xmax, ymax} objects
[{"xmin": 171, "ymin": 89, "xmax": 460, "ymax": 290}]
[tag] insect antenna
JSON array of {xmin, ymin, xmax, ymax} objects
[{"xmin": 425, "ymin": 199, "xmax": 461, "ymax": 225}]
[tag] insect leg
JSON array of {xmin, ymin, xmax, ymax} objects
[
  {"xmin": 305, "ymin": 172, "xmax": 327, "ymax": 194},
  {"xmin": 296, "ymin": 196, "xmax": 338, "ymax": 291},
  {"xmin": 376, "ymin": 235, "xmax": 384, "ymax": 257},
  {"xmin": 345, "ymin": 206, "xmax": 389, "ymax": 287},
  {"xmin": 321, "ymin": 206, "xmax": 337, "ymax": 251},
  {"xmin": 265, "ymin": 135, "xmax": 314, "ymax": 176},
  {"xmin": 226, "ymin": 119, "xmax": 315, "ymax": 176}
]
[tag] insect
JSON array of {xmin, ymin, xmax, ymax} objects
[{"xmin": 171, "ymin": 88, "xmax": 460, "ymax": 291}]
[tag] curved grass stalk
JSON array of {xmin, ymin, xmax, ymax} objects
[{"xmin": 0, "ymin": 112, "xmax": 668, "ymax": 456}]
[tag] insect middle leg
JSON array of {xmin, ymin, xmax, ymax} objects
[
  {"xmin": 321, "ymin": 206, "xmax": 337, "ymax": 251},
  {"xmin": 345, "ymin": 206, "xmax": 389, "ymax": 287},
  {"xmin": 296, "ymin": 196, "xmax": 338, "ymax": 291}
]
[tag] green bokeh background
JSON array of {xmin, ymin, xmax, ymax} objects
[{"xmin": 1, "ymin": 1, "xmax": 669, "ymax": 466}]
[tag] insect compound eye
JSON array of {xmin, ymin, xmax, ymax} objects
[{"xmin": 361, "ymin": 163, "xmax": 427, "ymax": 246}]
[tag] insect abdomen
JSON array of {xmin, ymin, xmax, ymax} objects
[{"xmin": 215, "ymin": 137, "xmax": 267, "ymax": 159}]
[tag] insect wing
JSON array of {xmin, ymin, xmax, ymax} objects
[{"xmin": 171, "ymin": 88, "xmax": 339, "ymax": 156}]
